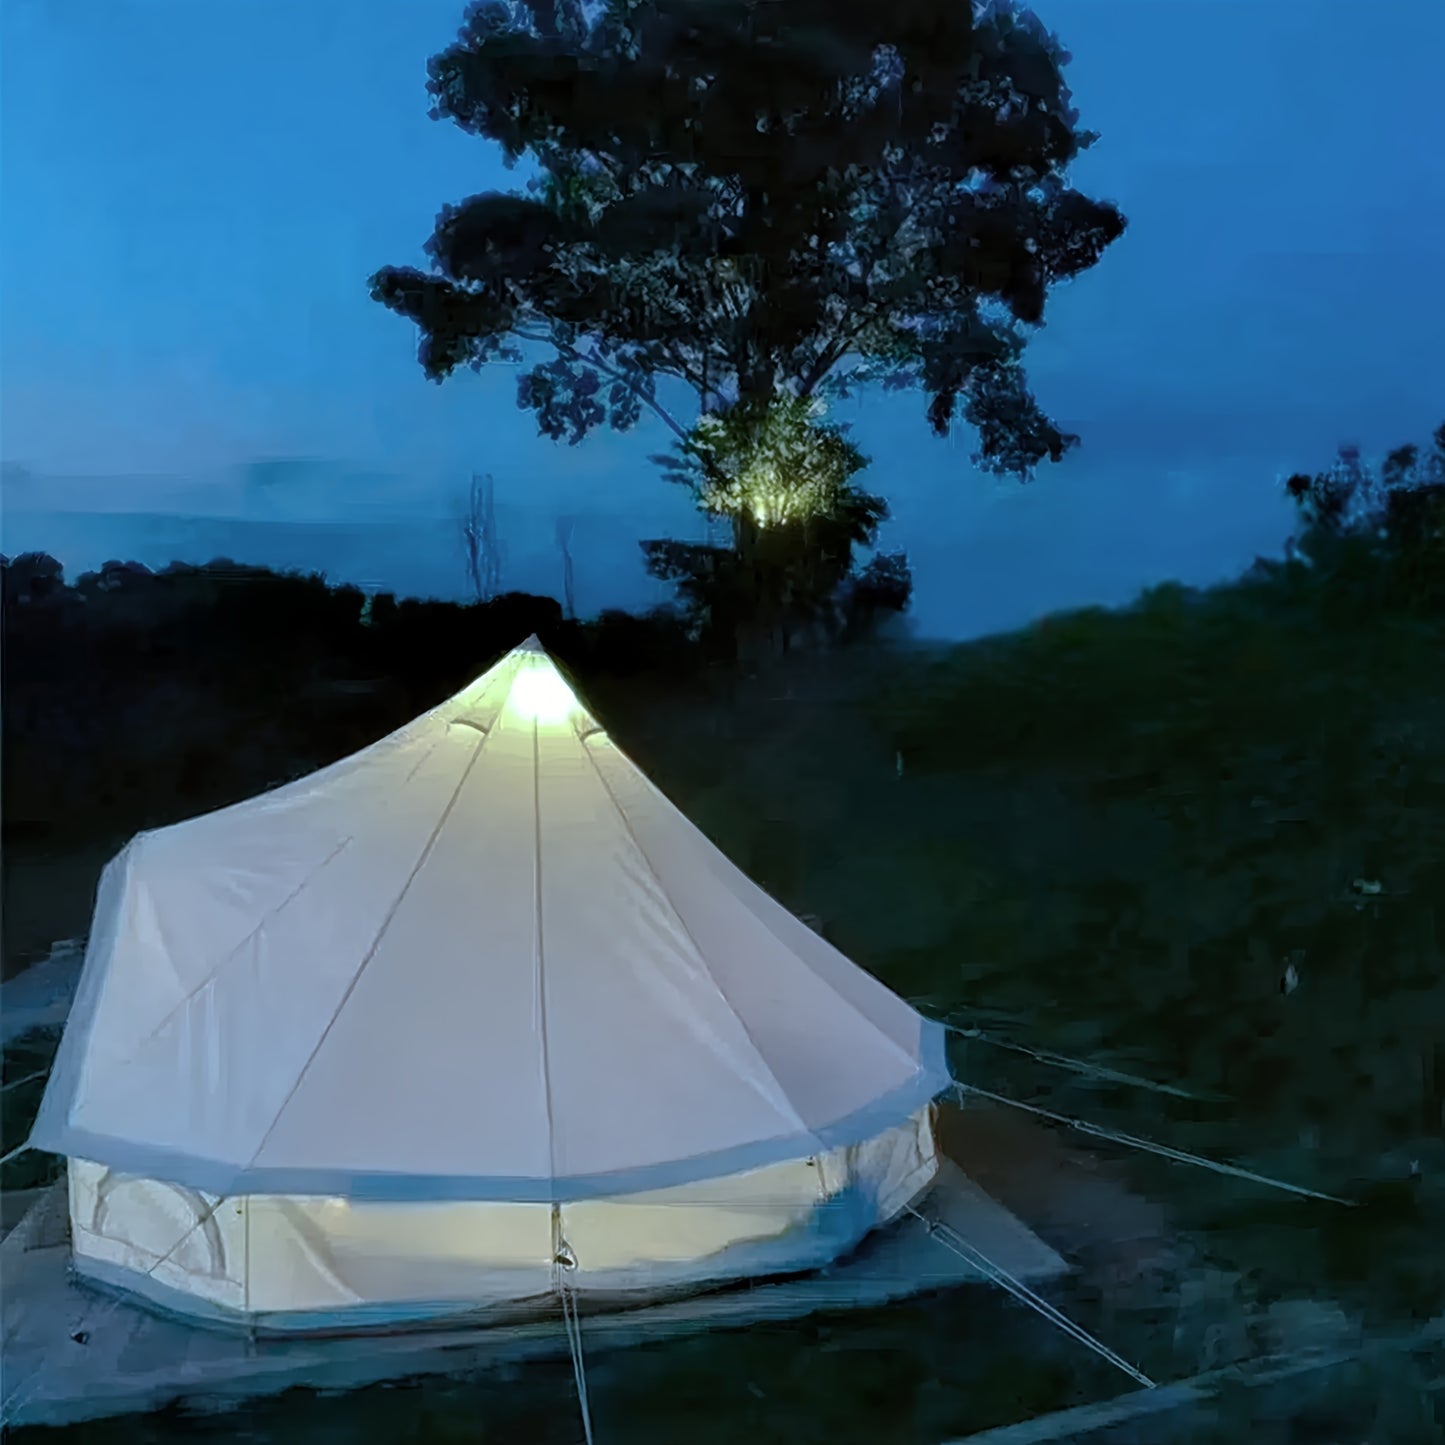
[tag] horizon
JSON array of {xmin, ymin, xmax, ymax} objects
[{"xmin": 0, "ymin": 461, "xmax": 1301, "ymax": 643}]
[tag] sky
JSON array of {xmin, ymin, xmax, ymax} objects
[{"xmin": 2, "ymin": 0, "xmax": 1443, "ymax": 638}]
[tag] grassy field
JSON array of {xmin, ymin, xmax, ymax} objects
[
  {"xmin": 5, "ymin": 557, "xmax": 1445, "ymax": 1439},
  {"xmin": 595, "ymin": 569, "xmax": 1445, "ymax": 1431}
]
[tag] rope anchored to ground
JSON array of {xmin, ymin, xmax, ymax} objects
[
  {"xmin": 555, "ymin": 1239, "xmax": 596, "ymax": 1445},
  {"xmin": 953, "ymin": 1081, "xmax": 1355, "ymax": 1207},
  {"xmin": 905, "ymin": 1203, "xmax": 1156, "ymax": 1390}
]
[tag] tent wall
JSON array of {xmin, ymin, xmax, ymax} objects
[
  {"xmin": 68, "ymin": 1161, "xmax": 246, "ymax": 1313},
  {"xmin": 66, "ymin": 1106, "xmax": 938, "ymax": 1332}
]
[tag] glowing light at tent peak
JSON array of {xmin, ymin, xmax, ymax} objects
[{"xmin": 509, "ymin": 660, "xmax": 579, "ymax": 724}]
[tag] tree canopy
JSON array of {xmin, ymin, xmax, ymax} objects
[
  {"xmin": 371, "ymin": 0, "xmax": 1126, "ymax": 479},
  {"xmin": 1283, "ymin": 424, "xmax": 1445, "ymax": 614}
]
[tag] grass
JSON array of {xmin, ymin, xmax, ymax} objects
[{"xmin": 4, "ymin": 558, "xmax": 1445, "ymax": 1439}]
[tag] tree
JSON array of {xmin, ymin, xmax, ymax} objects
[
  {"xmin": 2, "ymin": 552, "xmax": 66, "ymax": 607},
  {"xmin": 460, "ymin": 471, "xmax": 504, "ymax": 601},
  {"xmin": 371, "ymin": 0, "xmax": 1125, "ymax": 483},
  {"xmin": 1284, "ymin": 425, "xmax": 1445, "ymax": 613},
  {"xmin": 554, "ymin": 513, "xmax": 577, "ymax": 619},
  {"xmin": 839, "ymin": 550, "xmax": 914, "ymax": 639}
]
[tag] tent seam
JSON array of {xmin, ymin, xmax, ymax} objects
[
  {"xmin": 102, "ymin": 834, "xmax": 357, "ymax": 1070},
  {"xmin": 241, "ymin": 725, "xmax": 495, "ymax": 1179},
  {"xmin": 152, "ymin": 657, "xmax": 504, "ymax": 836},
  {"xmin": 86, "ymin": 730, "xmax": 454, "ymax": 1098},
  {"xmin": 577, "ymin": 735, "xmax": 820, "ymax": 1148},
  {"xmin": 631, "ymin": 762, "xmax": 924, "ymax": 1079},
  {"xmin": 534, "ymin": 719, "xmax": 561, "ymax": 1196}
]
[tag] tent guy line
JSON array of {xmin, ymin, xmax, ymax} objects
[
  {"xmin": 935, "ymin": 1020, "xmax": 1227, "ymax": 1102},
  {"xmin": 953, "ymin": 1083, "xmax": 1355, "ymax": 1207},
  {"xmin": 904, "ymin": 1206, "xmax": 1157, "ymax": 1391},
  {"xmin": 557, "ymin": 1259, "xmax": 597, "ymax": 1445}
]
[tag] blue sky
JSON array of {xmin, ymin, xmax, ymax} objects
[{"xmin": 3, "ymin": 0, "xmax": 1443, "ymax": 637}]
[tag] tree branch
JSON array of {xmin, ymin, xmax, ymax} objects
[
  {"xmin": 511, "ymin": 326, "xmax": 694, "ymax": 443},
  {"xmin": 794, "ymin": 175, "xmax": 927, "ymax": 398},
  {"xmin": 797, "ymin": 313, "xmax": 877, "ymax": 397}
]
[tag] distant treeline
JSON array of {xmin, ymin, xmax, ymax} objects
[
  {"xmin": 4, "ymin": 424, "xmax": 1441, "ymax": 853},
  {"xmin": 1, "ymin": 554, "xmax": 714, "ymax": 848}
]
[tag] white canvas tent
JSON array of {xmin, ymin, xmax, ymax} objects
[{"xmin": 28, "ymin": 637, "xmax": 952, "ymax": 1333}]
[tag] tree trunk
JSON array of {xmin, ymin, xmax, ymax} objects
[{"xmin": 730, "ymin": 511, "xmax": 775, "ymax": 672}]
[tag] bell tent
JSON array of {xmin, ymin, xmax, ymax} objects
[{"xmin": 29, "ymin": 637, "xmax": 953, "ymax": 1333}]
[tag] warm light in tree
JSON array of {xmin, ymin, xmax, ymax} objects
[{"xmin": 688, "ymin": 394, "xmax": 867, "ymax": 529}]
